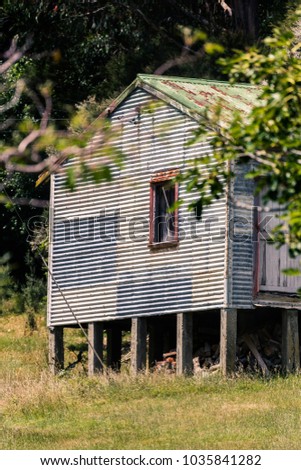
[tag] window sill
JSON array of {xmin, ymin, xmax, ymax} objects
[{"xmin": 148, "ymin": 240, "xmax": 179, "ymax": 250}]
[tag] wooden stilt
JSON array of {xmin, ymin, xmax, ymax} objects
[
  {"xmin": 282, "ymin": 309, "xmax": 300, "ymax": 374},
  {"xmin": 131, "ymin": 317, "xmax": 147, "ymax": 375},
  {"xmin": 176, "ymin": 313, "xmax": 193, "ymax": 375},
  {"xmin": 88, "ymin": 322, "xmax": 104, "ymax": 376},
  {"xmin": 220, "ymin": 308, "xmax": 237, "ymax": 375},
  {"xmin": 49, "ymin": 326, "xmax": 64, "ymax": 374}
]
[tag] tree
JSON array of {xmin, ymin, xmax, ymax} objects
[
  {"xmin": 0, "ymin": 1, "xmax": 298, "ymax": 289},
  {"xmin": 0, "ymin": 39, "xmax": 121, "ymax": 284},
  {"xmin": 0, "ymin": 1, "xmax": 296, "ymax": 113},
  {"xmin": 181, "ymin": 9, "xmax": 301, "ymax": 261}
]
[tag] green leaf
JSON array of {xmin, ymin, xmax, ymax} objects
[
  {"xmin": 282, "ymin": 268, "xmax": 301, "ymax": 276},
  {"xmin": 204, "ymin": 42, "xmax": 225, "ymax": 55},
  {"xmin": 65, "ymin": 168, "xmax": 76, "ymax": 191}
]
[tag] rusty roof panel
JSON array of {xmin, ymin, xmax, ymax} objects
[{"xmin": 122, "ymin": 75, "xmax": 260, "ymax": 123}]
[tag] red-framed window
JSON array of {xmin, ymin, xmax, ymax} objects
[{"xmin": 149, "ymin": 169, "xmax": 179, "ymax": 248}]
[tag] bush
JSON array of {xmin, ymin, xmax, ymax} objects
[
  {"xmin": 23, "ymin": 272, "xmax": 46, "ymax": 314},
  {"xmin": 0, "ymin": 262, "xmax": 25, "ymax": 315}
]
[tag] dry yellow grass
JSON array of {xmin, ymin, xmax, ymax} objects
[{"xmin": 1, "ymin": 313, "xmax": 301, "ymax": 450}]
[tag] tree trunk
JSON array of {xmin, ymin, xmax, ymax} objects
[{"xmin": 229, "ymin": 0, "xmax": 259, "ymax": 40}]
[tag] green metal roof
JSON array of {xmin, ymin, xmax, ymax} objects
[{"xmin": 108, "ymin": 74, "xmax": 260, "ymax": 122}]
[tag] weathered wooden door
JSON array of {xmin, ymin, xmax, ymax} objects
[{"xmin": 258, "ymin": 201, "xmax": 301, "ymax": 293}]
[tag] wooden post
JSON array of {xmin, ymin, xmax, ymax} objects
[
  {"xmin": 176, "ymin": 313, "xmax": 193, "ymax": 375},
  {"xmin": 106, "ymin": 326, "xmax": 122, "ymax": 371},
  {"xmin": 131, "ymin": 317, "xmax": 147, "ymax": 375},
  {"xmin": 88, "ymin": 322, "xmax": 104, "ymax": 376},
  {"xmin": 220, "ymin": 308, "xmax": 237, "ymax": 375},
  {"xmin": 49, "ymin": 326, "xmax": 64, "ymax": 374},
  {"xmin": 282, "ymin": 309, "xmax": 300, "ymax": 374}
]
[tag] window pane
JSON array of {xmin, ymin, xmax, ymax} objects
[{"xmin": 154, "ymin": 182, "xmax": 176, "ymax": 242}]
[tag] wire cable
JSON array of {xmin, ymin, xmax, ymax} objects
[{"xmin": 2, "ymin": 180, "xmax": 107, "ymax": 372}]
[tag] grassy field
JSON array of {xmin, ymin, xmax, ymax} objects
[{"xmin": 1, "ymin": 313, "xmax": 301, "ymax": 450}]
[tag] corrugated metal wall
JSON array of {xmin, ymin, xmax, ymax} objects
[
  {"xmin": 231, "ymin": 163, "xmax": 255, "ymax": 308},
  {"xmin": 231, "ymin": 166, "xmax": 301, "ymax": 302},
  {"xmin": 48, "ymin": 88, "xmax": 226, "ymax": 326}
]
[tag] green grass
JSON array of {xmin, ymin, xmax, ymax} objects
[{"xmin": 1, "ymin": 313, "xmax": 301, "ymax": 449}]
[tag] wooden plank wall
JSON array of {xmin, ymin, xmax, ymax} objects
[{"xmin": 259, "ymin": 200, "xmax": 301, "ymax": 293}]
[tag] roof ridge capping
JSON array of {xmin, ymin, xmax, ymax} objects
[{"xmin": 137, "ymin": 74, "xmax": 259, "ymax": 89}]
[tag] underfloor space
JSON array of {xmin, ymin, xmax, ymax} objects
[{"xmin": 50, "ymin": 307, "xmax": 301, "ymax": 376}]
